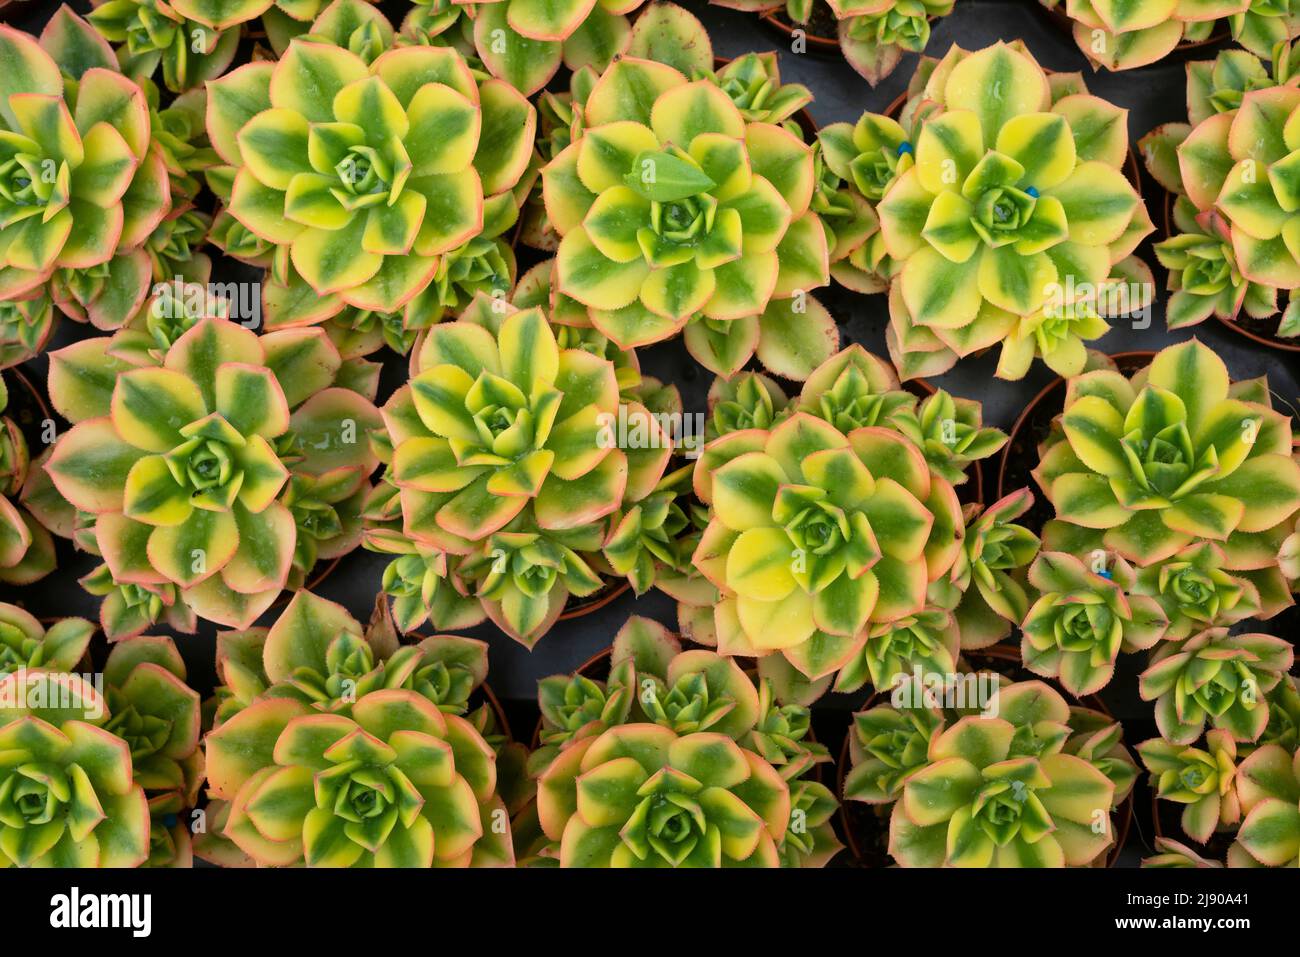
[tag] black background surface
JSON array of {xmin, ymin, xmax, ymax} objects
[{"xmin": 1, "ymin": 0, "xmax": 1298, "ymax": 867}]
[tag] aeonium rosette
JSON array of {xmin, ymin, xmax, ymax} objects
[
  {"xmin": 887, "ymin": 712, "xmax": 1117, "ymax": 867},
  {"xmin": 377, "ymin": 295, "xmax": 670, "ymax": 646},
  {"xmin": 204, "ymin": 689, "xmax": 514, "ymax": 867},
  {"xmin": 205, "ymin": 33, "xmax": 535, "ymax": 319},
  {"xmin": 1034, "ymin": 339, "xmax": 1300, "ymax": 571},
  {"xmin": 0, "ymin": 12, "xmax": 172, "ymax": 320},
  {"xmin": 687, "ymin": 411, "xmax": 962, "ymax": 689},
  {"xmin": 877, "ymin": 42, "xmax": 1152, "ymax": 380},
  {"xmin": 533, "ymin": 723, "xmax": 794, "ymax": 867},
  {"xmin": 45, "ymin": 318, "xmax": 382, "ymax": 629},
  {"xmin": 542, "ymin": 56, "xmax": 837, "ymax": 379}
]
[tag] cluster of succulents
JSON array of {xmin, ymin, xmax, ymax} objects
[
  {"xmin": 1142, "ymin": 40, "xmax": 1300, "ymax": 339},
  {"xmin": 0, "ymin": 0, "xmax": 1297, "ymax": 878}
]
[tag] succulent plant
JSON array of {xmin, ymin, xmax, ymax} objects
[
  {"xmin": 0, "ymin": 11, "xmax": 172, "ymax": 325},
  {"xmin": 45, "ymin": 318, "xmax": 382, "ymax": 628},
  {"xmin": 1232, "ymin": 742, "xmax": 1300, "ymax": 866},
  {"xmin": 0, "ymin": 376, "xmax": 56, "ymax": 586},
  {"xmin": 1044, "ymin": 0, "xmax": 1285, "ymax": 71},
  {"xmin": 1229, "ymin": 1, "xmax": 1300, "ymax": 58},
  {"xmin": 99, "ymin": 636, "xmax": 202, "ymax": 808},
  {"xmin": 1142, "ymin": 836, "xmax": 1223, "ymax": 867},
  {"xmin": 542, "ymin": 55, "xmax": 838, "ymax": 379},
  {"xmin": 0, "ymin": 605, "xmax": 93, "ymax": 677},
  {"xmin": 720, "ymin": 0, "xmax": 955, "ymax": 86},
  {"xmin": 401, "ymin": 0, "xmax": 650, "ymax": 97},
  {"xmin": 0, "ymin": 291, "xmax": 55, "ymax": 369},
  {"xmin": 79, "ymin": 562, "xmax": 198, "ymax": 642},
  {"xmin": 211, "ymin": 590, "xmax": 494, "ymax": 725},
  {"xmin": 1035, "ymin": 339, "xmax": 1300, "ymax": 570},
  {"xmin": 1137, "ymin": 729, "xmax": 1240, "ymax": 844},
  {"xmin": 87, "ymin": 0, "xmax": 240, "ymax": 93},
  {"xmin": 376, "ymin": 295, "xmax": 670, "ymax": 646},
  {"xmin": 533, "ymin": 723, "xmax": 796, "ymax": 866},
  {"xmin": 205, "ymin": 22, "xmax": 534, "ymax": 321},
  {"xmin": 1122, "ymin": 541, "xmax": 1278, "ymax": 641},
  {"xmin": 0, "ymin": 670, "xmax": 151, "ymax": 866},
  {"xmin": 689, "ymin": 411, "xmax": 962, "ymax": 688},
  {"xmin": 931, "ymin": 488, "xmax": 1040, "ymax": 650},
  {"xmin": 1140, "ymin": 627, "xmax": 1293, "ymax": 744},
  {"xmin": 1184, "ymin": 41, "xmax": 1300, "ymax": 126},
  {"xmin": 204, "ymin": 689, "xmax": 515, "ymax": 866},
  {"xmin": 1143, "ymin": 70, "xmax": 1300, "ymax": 337},
  {"xmin": 876, "ymin": 42, "xmax": 1151, "ymax": 379},
  {"xmin": 843, "ymin": 697, "xmax": 945, "ymax": 805},
  {"xmin": 1019, "ymin": 551, "xmax": 1168, "ymax": 696},
  {"xmin": 888, "ymin": 711, "xmax": 1117, "ymax": 866}
]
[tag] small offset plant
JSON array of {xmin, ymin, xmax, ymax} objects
[
  {"xmin": 206, "ymin": 17, "xmax": 535, "ymax": 325},
  {"xmin": 210, "ymin": 590, "xmax": 495, "ymax": 724},
  {"xmin": 531, "ymin": 723, "xmax": 796, "ymax": 867},
  {"xmin": 687, "ymin": 411, "xmax": 962, "ymax": 688},
  {"xmin": 1042, "ymin": 0, "xmax": 1300, "ymax": 70},
  {"xmin": 717, "ymin": 0, "xmax": 956, "ymax": 87},
  {"xmin": 875, "ymin": 42, "xmax": 1151, "ymax": 379},
  {"xmin": 45, "ymin": 319, "xmax": 382, "ymax": 628},
  {"xmin": 0, "ymin": 376, "xmax": 55, "ymax": 585},
  {"xmin": 1142, "ymin": 58, "xmax": 1300, "ymax": 338},
  {"xmin": 204, "ymin": 689, "xmax": 515, "ymax": 866},
  {"xmin": 1035, "ymin": 339, "xmax": 1300, "ymax": 570},
  {"xmin": 1122, "ymin": 541, "xmax": 1283, "ymax": 640},
  {"xmin": 541, "ymin": 55, "xmax": 837, "ymax": 379},
  {"xmin": 1020, "ymin": 551, "xmax": 1169, "ymax": 696},
  {"xmin": 931, "ymin": 487, "xmax": 1041, "ymax": 649},
  {"xmin": 887, "ymin": 711, "xmax": 1117, "ymax": 867},
  {"xmin": 1140, "ymin": 627, "xmax": 1294, "ymax": 744},
  {"xmin": 1137, "ymin": 730, "xmax": 1240, "ymax": 845},
  {"xmin": 401, "ymin": 0, "xmax": 650, "ymax": 96},
  {"xmin": 87, "ymin": 0, "xmax": 241, "ymax": 92}
]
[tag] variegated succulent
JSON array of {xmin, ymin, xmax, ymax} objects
[
  {"xmin": 0, "ymin": 375, "xmax": 55, "ymax": 586},
  {"xmin": 204, "ymin": 689, "xmax": 515, "ymax": 866},
  {"xmin": 0, "ymin": 10, "xmax": 173, "ymax": 339},
  {"xmin": 1019, "ymin": 551, "xmax": 1168, "ymax": 696},
  {"xmin": 206, "ymin": 20, "xmax": 534, "ymax": 325},
  {"xmin": 88, "ymin": 0, "xmax": 240, "ymax": 93},
  {"xmin": 532, "ymin": 722, "xmax": 796, "ymax": 866},
  {"xmin": 887, "ymin": 710, "xmax": 1117, "ymax": 866},
  {"xmin": 1140, "ymin": 627, "xmax": 1293, "ymax": 744},
  {"xmin": 0, "ymin": 670, "xmax": 153, "ymax": 867},
  {"xmin": 1045, "ymin": 0, "xmax": 1300, "ymax": 68},
  {"xmin": 719, "ymin": 0, "xmax": 955, "ymax": 86},
  {"xmin": 1036, "ymin": 340, "xmax": 1300, "ymax": 573},
  {"xmin": 375, "ymin": 295, "xmax": 670, "ymax": 646},
  {"xmin": 687, "ymin": 411, "xmax": 963, "ymax": 688},
  {"xmin": 930, "ymin": 487, "xmax": 1040, "ymax": 651},
  {"xmin": 210, "ymin": 590, "xmax": 493, "ymax": 722},
  {"xmin": 1122, "ymin": 541, "xmax": 1285, "ymax": 640},
  {"xmin": 542, "ymin": 55, "xmax": 837, "ymax": 379},
  {"xmin": 45, "ymin": 318, "xmax": 382, "ymax": 629},
  {"xmin": 401, "ymin": 0, "xmax": 650, "ymax": 97},
  {"xmin": 1142, "ymin": 63, "xmax": 1300, "ymax": 337},
  {"xmin": 876, "ymin": 42, "xmax": 1151, "ymax": 380},
  {"xmin": 1137, "ymin": 729, "xmax": 1240, "ymax": 844},
  {"xmin": 1232, "ymin": 741, "xmax": 1300, "ymax": 866}
]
